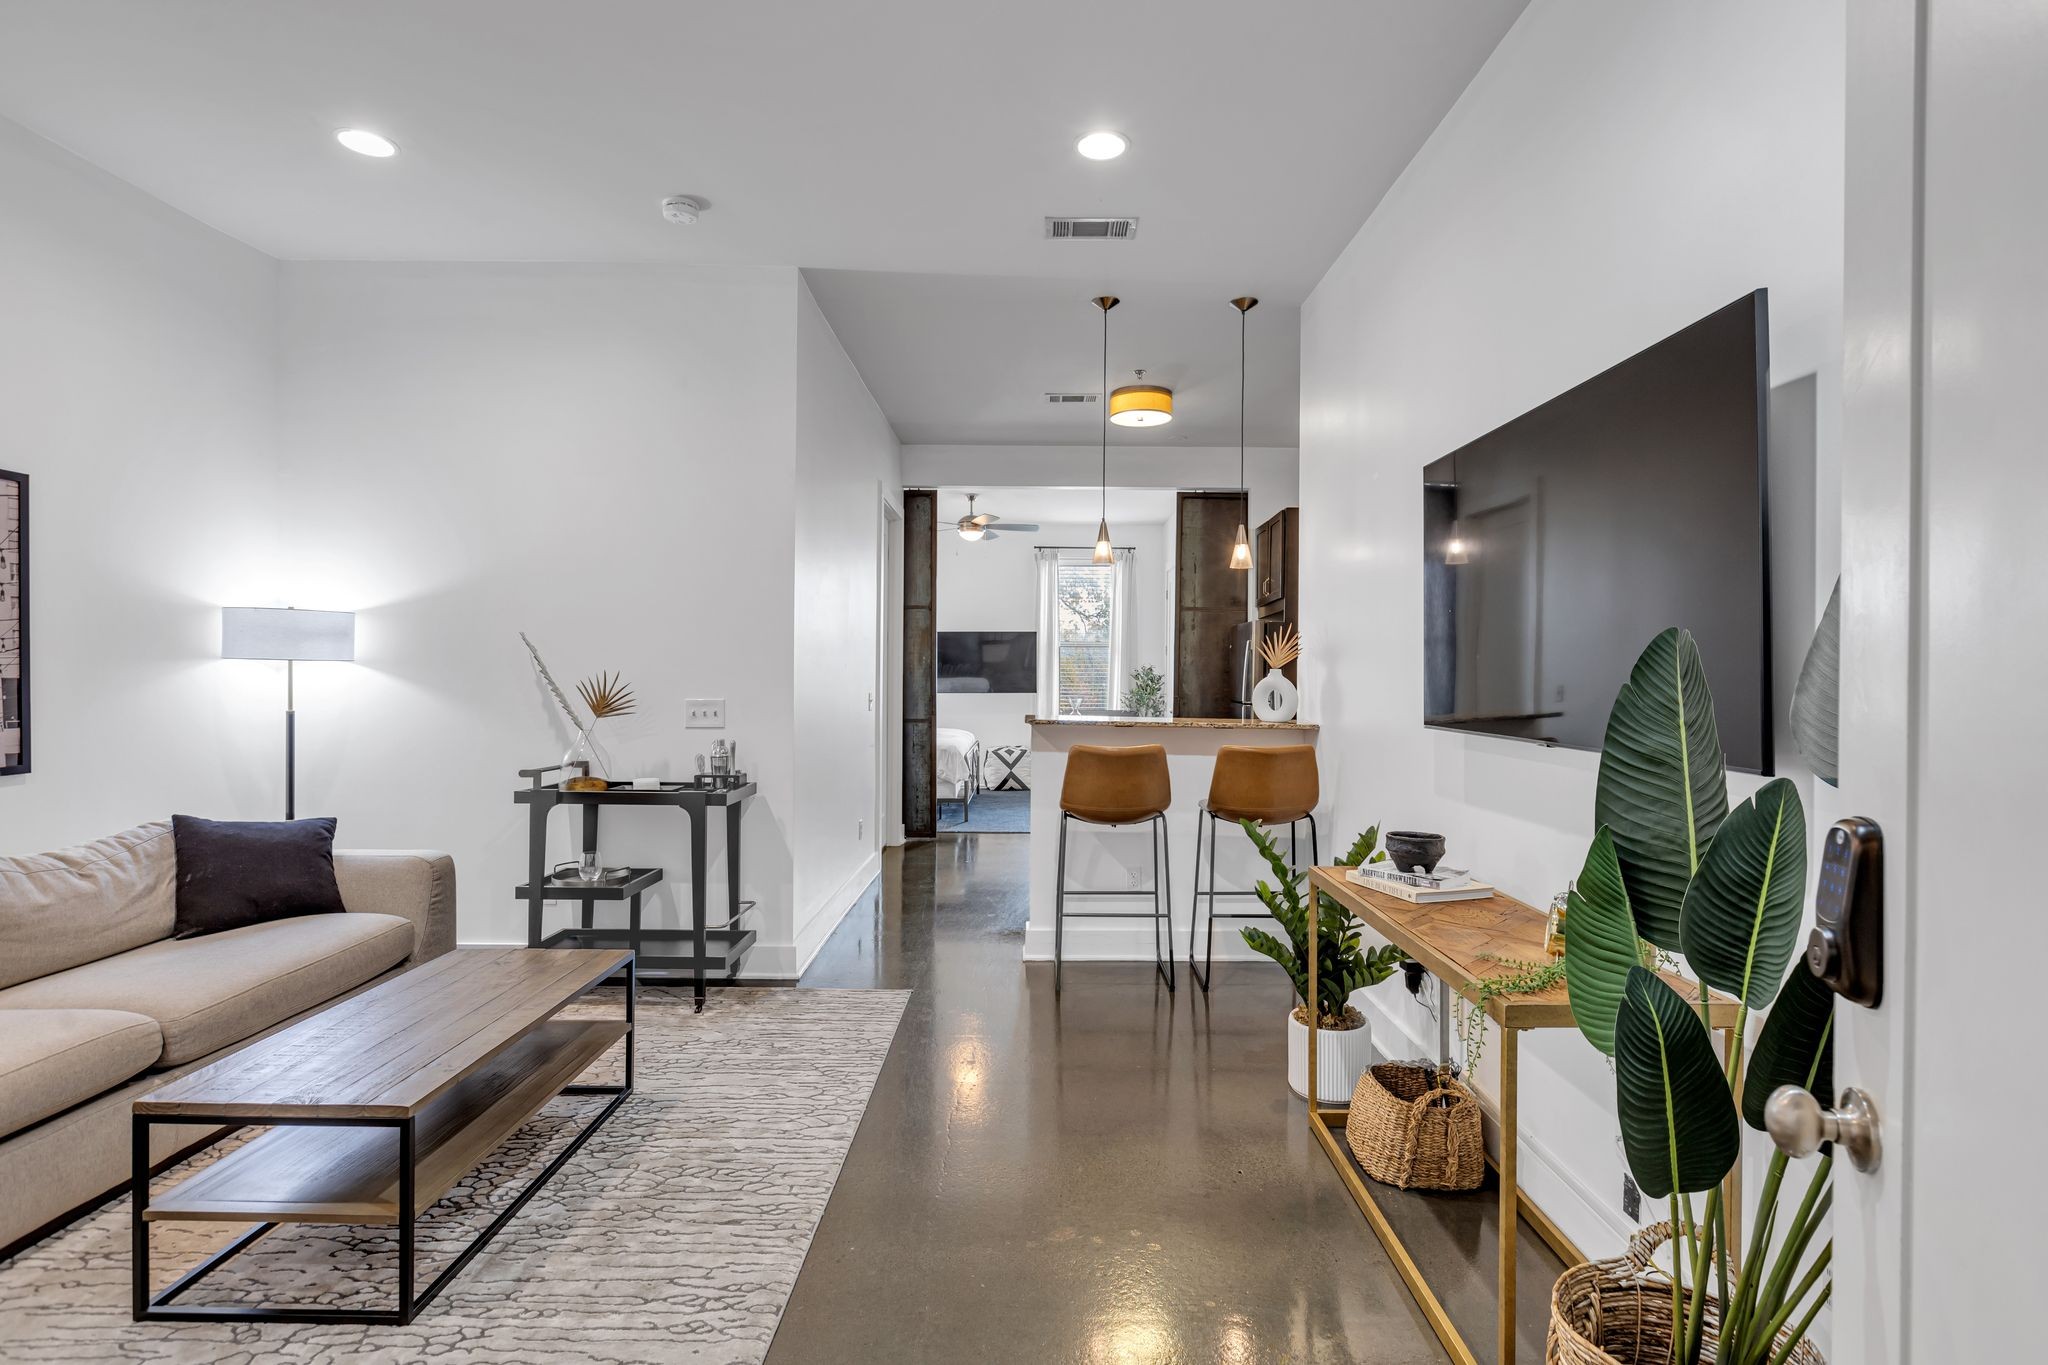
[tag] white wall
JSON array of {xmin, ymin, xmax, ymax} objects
[
  {"xmin": 793, "ymin": 278, "xmax": 902, "ymax": 965},
  {"xmin": 274, "ymin": 262, "xmax": 822, "ymax": 974},
  {"xmin": 935, "ymin": 516, "xmax": 1170, "ymax": 759},
  {"xmin": 0, "ymin": 117, "xmax": 903, "ymax": 974},
  {"xmin": 0, "ymin": 118, "xmax": 283, "ymax": 852},
  {"xmin": 1298, "ymin": 0, "xmax": 1843, "ymax": 1264}
]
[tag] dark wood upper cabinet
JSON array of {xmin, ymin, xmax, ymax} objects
[
  {"xmin": 1256, "ymin": 507, "xmax": 1297, "ymax": 613},
  {"xmin": 1173, "ymin": 491, "xmax": 1249, "ymax": 718}
]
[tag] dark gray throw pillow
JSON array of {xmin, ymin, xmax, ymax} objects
[{"xmin": 171, "ymin": 815, "xmax": 347, "ymax": 939}]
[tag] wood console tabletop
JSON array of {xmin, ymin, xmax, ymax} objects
[
  {"xmin": 1311, "ymin": 870, "xmax": 1740, "ymax": 1030},
  {"xmin": 1304, "ymin": 868, "xmax": 1740, "ymax": 1365}
]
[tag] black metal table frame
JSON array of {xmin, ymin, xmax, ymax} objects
[
  {"xmin": 517, "ymin": 768, "xmax": 756, "ymax": 1010},
  {"xmin": 130, "ymin": 957, "xmax": 636, "ymax": 1325}
]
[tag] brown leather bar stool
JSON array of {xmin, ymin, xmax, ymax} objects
[
  {"xmin": 1188, "ymin": 744, "xmax": 1319, "ymax": 991},
  {"xmin": 1055, "ymin": 743, "xmax": 1174, "ymax": 994}
]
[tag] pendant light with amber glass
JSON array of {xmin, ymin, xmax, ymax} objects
[
  {"xmin": 1229, "ymin": 296, "xmax": 1257, "ymax": 570},
  {"xmin": 1092, "ymin": 296, "xmax": 1119, "ymax": 563}
]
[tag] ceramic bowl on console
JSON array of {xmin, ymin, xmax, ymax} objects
[{"xmin": 1383, "ymin": 831, "xmax": 1446, "ymax": 874}]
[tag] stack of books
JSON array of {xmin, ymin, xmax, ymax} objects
[{"xmin": 1345, "ymin": 863, "xmax": 1495, "ymax": 904}]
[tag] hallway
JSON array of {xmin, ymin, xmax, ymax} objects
[{"xmin": 770, "ymin": 835, "xmax": 1448, "ymax": 1363}]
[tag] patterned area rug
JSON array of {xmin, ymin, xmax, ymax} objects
[{"xmin": 0, "ymin": 986, "xmax": 908, "ymax": 1364}]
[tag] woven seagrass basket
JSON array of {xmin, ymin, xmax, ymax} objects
[
  {"xmin": 1344, "ymin": 1060, "xmax": 1484, "ymax": 1192},
  {"xmin": 1547, "ymin": 1221, "xmax": 1825, "ymax": 1364}
]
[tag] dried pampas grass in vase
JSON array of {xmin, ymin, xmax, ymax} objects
[
  {"xmin": 520, "ymin": 633, "xmax": 637, "ymax": 793},
  {"xmin": 1252, "ymin": 626, "xmax": 1302, "ymax": 723},
  {"xmin": 562, "ymin": 672, "xmax": 634, "ymax": 791}
]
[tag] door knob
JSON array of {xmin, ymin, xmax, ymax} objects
[{"xmin": 1764, "ymin": 1085, "xmax": 1882, "ymax": 1173}]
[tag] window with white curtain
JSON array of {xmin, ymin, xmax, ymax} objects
[
  {"xmin": 1055, "ymin": 560, "xmax": 1115, "ymax": 713},
  {"xmin": 1036, "ymin": 547, "xmax": 1133, "ymax": 718}
]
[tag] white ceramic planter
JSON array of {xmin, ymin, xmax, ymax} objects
[
  {"xmin": 1251, "ymin": 668, "xmax": 1300, "ymax": 723},
  {"xmin": 1287, "ymin": 1005, "xmax": 1374, "ymax": 1103}
]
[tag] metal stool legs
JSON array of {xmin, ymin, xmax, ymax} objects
[
  {"xmin": 1188, "ymin": 810, "xmax": 1318, "ymax": 992},
  {"xmin": 1054, "ymin": 811, "xmax": 1175, "ymax": 995}
]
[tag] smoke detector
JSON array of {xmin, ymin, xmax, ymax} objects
[{"xmin": 661, "ymin": 195, "xmax": 707, "ymax": 226}]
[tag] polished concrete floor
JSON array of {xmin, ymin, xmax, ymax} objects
[{"xmin": 768, "ymin": 834, "xmax": 1453, "ymax": 1364}]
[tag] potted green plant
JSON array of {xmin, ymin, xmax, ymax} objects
[
  {"xmin": 1554, "ymin": 628, "xmax": 1830, "ymax": 1364},
  {"xmin": 1126, "ymin": 664, "xmax": 1167, "ymax": 718},
  {"xmin": 1240, "ymin": 822, "xmax": 1406, "ymax": 1101}
]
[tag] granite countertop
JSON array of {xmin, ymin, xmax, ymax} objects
[{"xmin": 1025, "ymin": 715, "xmax": 1318, "ymax": 731}]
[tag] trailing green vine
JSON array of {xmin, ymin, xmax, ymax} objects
[{"xmin": 1457, "ymin": 954, "xmax": 1568, "ymax": 1079}]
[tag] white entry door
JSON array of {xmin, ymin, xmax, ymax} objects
[{"xmin": 1834, "ymin": 1, "xmax": 2045, "ymax": 1358}]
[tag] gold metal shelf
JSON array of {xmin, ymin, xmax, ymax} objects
[{"xmin": 1304, "ymin": 868, "xmax": 1742, "ymax": 1365}]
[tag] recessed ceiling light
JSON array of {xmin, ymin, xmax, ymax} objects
[
  {"xmin": 1076, "ymin": 130, "xmax": 1128, "ymax": 161},
  {"xmin": 335, "ymin": 129, "xmax": 398, "ymax": 158}
]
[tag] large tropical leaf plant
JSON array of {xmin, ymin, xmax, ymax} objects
[
  {"xmin": 1241, "ymin": 822, "xmax": 1405, "ymax": 1026},
  {"xmin": 1565, "ymin": 628, "xmax": 1833, "ymax": 1365}
]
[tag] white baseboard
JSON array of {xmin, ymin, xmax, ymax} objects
[
  {"xmin": 791, "ymin": 852, "xmax": 882, "ymax": 976},
  {"xmin": 450, "ymin": 849, "xmax": 885, "ymax": 988},
  {"xmin": 1021, "ymin": 917, "xmax": 1280, "ymax": 962}
]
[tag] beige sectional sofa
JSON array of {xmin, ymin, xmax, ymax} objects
[{"xmin": 0, "ymin": 821, "xmax": 455, "ymax": 1255}]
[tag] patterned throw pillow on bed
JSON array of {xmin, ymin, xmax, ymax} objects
[{"xmin": 984, "ymin": 746, "xmax": 1030, "ymax": 791}]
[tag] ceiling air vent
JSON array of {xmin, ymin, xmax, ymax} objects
[
  {"xmin": 1044, "ymin": 216, "xmax": 1139, "ymax": 241},
  {"xmin": 1044, "ymin": 392, "xmax": 1101, "ymax": 405}
]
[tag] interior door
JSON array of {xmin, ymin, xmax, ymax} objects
[
  {"xmin": 1173, "ymin": 490, "xmax": 1250, "ymax": 717},
  {"xmin": 902, "ymin": 489, "xmax": 937, "ymax": 839},
  {"xmin": 1832, "ymin": 1, "xmax": 2040, "ymax": 1356}
]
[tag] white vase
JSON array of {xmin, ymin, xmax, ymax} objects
[
  {"xmin": 1287, "ymin": 1004, "xmax": 1373, "ymax": 1103},
  {"xmin": 1251, "ymin": 668, "xmax": 1300, "ymax": 723}
]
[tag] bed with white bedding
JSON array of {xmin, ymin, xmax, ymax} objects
[{"xmin": 936, "ymin": 727, "xmax": 980, "ymax": 822}]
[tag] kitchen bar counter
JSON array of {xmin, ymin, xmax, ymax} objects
[
  {"xmin": 1026, "ymin": 715, "xmax": 1317, "ymax": 731},
  {"xmin": 1026, "ymin": 717, "xmax": 1318, "ymax": 964}
]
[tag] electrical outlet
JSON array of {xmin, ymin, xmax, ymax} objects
[
  {"xmin": 858, "ymin": 818, "xmax": 864, "ymax": 840},
  {"xmin": 686, "ymin": 699, "xmax": 725, "ymax": 729},
  {"xmin": 1622, "ymin": 1174, "xmax": 1641, "ymax": 1222},
  {"xmin": 1126, "ymin": 866, "xmax": 1146, "ymax": 890}
]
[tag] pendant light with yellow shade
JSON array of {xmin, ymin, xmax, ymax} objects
[
  {"xmin": 1109, "ymin": 371, "xmax": 1173, "ymax": 427},
  {"xmin": 1091, "ymin": 296, "xmax": 1119, "ymax": 563},
  {"xmin": 1229, "ymin": 296, "xmax": 1258, "ymax": 570}
]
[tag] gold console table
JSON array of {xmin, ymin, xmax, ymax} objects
[{"xmin": 1305, "ymin": 868, "xmax": 1742, "ymax": 1365}]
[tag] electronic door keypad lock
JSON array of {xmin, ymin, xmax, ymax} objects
[{"xmin": 1808, "ymin": 817, "xmax": 1883, "ymax": 1007}]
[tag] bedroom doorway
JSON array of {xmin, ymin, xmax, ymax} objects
[{"xmin": 927, "ymin": 485, "xmax": 1177, "ymax": 837}]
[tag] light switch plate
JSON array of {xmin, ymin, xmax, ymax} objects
[{"xmin": 686, "ymin": 699, "xmax": 725, "ymax": 729}]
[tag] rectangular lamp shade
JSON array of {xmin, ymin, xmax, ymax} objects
[{"xmin": 221, "ymin": 607, "xmax": 355, "ymax": 662}]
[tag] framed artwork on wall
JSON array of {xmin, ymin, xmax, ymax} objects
[{"xmin": 1, "ymin": 469, "xmax": 25, "ymax": 777}]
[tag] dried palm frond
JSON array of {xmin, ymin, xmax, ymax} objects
[
  {"xmin": 1259, "ymin": 624, "xmax": 1301, "ymax": 669},
  {"xmin": 520, "ymin": 632, "xmax": 588, "ymax": 731},
  {"xmin": 577, "ymin": 671, "xmax": 637, "ymax": 719}
]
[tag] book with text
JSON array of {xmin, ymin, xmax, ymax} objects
[{"xmin": 1345, "ymin": 866, "xmax": 1496, "ymax": 903}]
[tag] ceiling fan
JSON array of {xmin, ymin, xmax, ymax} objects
[{"xmin": 955, "ymin": 494, "xmax": 1039, "ymax": 542}]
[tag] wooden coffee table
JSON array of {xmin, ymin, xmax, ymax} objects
[{"xmin": 131, "ymin": 947, "xmax": 634, "ymax": 1324}]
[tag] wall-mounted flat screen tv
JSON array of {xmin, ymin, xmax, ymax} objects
[
  {"xmin": 938, "ymin": 630, "xmax": 1038, "ymax": 695},
  {"xmin": 1423, "ymin": 290, "xmax": 1772, "ymax": 773}
]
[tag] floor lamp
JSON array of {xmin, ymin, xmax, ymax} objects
[{"xmin": 221, "ymin": 607, "xmax": 355, "ymax": 820}]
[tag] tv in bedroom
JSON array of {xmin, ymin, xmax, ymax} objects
[
  {"xmin": 1423, "ymin": 290, "xmax": 1772, "ymax": 773},
  {"xmin": 937, "ymin": 630, "xmax": 1038, "ymax": 695}
]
